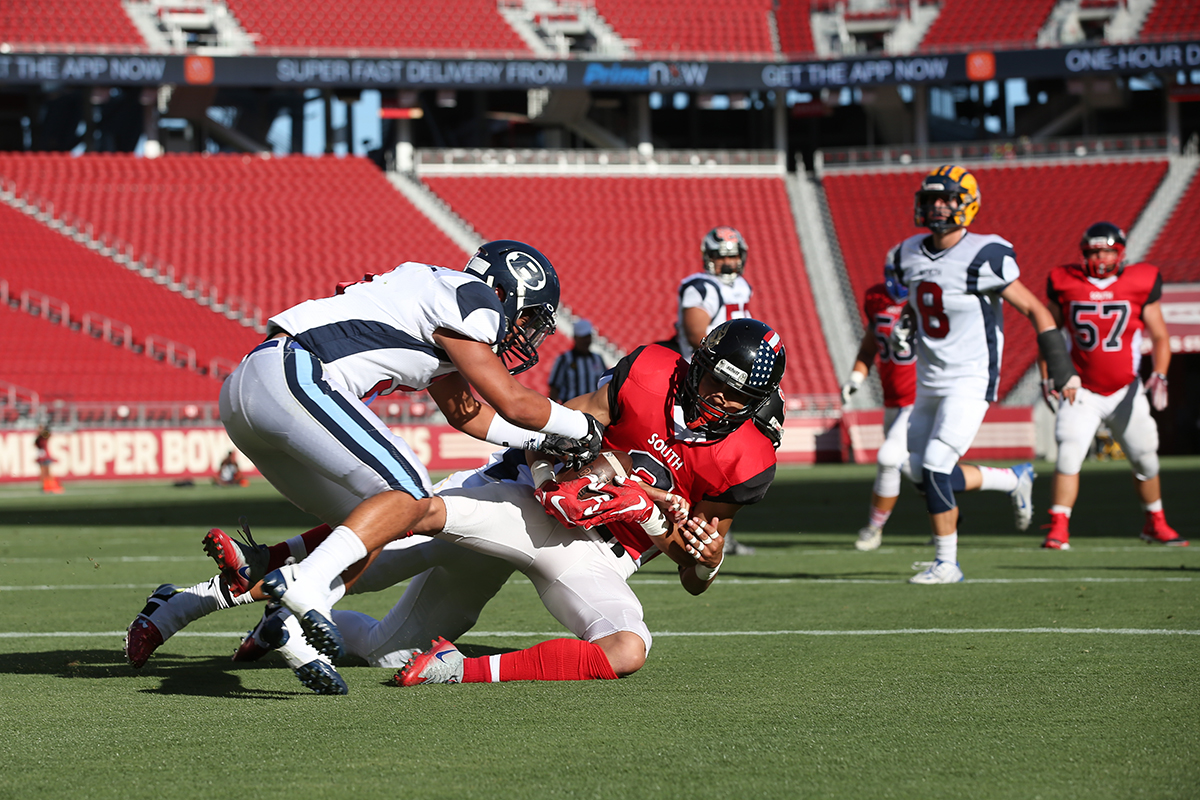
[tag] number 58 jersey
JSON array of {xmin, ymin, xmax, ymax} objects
[
  {"xmin": 1046, "ymin": 262, "xmax": 1163, "ymax": 396},
  {"xmin": 891, "ymin": 231, "xmax": 1020, "ymax": 401}
]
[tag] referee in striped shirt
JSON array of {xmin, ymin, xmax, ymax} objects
[{"xmin": 548, "ymin": 319, "xmax": 608, "ymax": 402}]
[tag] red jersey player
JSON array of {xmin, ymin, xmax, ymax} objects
[
  {"xmin": 843, "ymin": 264, "xmax": 1037, "ymax": 552},
  {"xmin": 1039, "ymin": 222, "xmax": 1186, "ymax": 549}
]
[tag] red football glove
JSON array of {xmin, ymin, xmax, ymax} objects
[
  {"xmin": 534, "ymin": 475, "xmax": 654, "ymax": 530},
  {"xmin": 1146, "ymin": 372, "xmax": 1168, "ymax": 412}
]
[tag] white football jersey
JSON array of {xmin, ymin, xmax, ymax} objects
[
  {"xmin": 891, "ymin": 231, "xmax": 1019, "ymax": 401},
  {"xmin": 270, "ymin": 262, "xmax": 504, "ymax": 399},
  {"xmin": 674, "ymin": 272, "xmax": 753, "ymax": 360}
]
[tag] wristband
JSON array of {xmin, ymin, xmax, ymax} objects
[
  {"xmin": 542, "ymin": 401, "xmax": 589, "ymax": 439},
  {"xmin": 484, "ymin": 415, "xmax": 546, "ymax": 450},
  {"xmin": 530, "ymin": 459, "xmax": 556, "ymax": 488},
  {"xmin": 639, "ymin": 504, "xmax": 669, "ymax": 539},
  {"xmin": 694, "ymin": 552, "xmax": 724, "ymax": 582}
]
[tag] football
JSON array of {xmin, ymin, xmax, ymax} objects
[{"xmin": 554, "ymin": 450, "xmax": 633, "ymax": 492}]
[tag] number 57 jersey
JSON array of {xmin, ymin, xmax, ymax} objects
[
  {"xmin": 1046, "ymin": 261, "xmax": 1162, "ymax": 396},
  {"xmin": 891, "ymin": 231, "xmax": 1020, "ymax": 402}
]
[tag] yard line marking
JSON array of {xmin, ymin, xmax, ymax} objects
[
  {"xmin": 2, "ymin": 575, "xmax": 1196, "ymax": 592},
  {"xmin": 3, "ymin": 627, "xmax": 1198, "ymax": 640}
]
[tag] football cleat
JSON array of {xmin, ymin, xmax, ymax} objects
[
  {"xmin": 1140, "ymin": 511, "xmax": 1188, "ymax": 546},
  {"xmin": 394, "ymin": 637, "xmax": 464, "ymax": 686},
  {"xmin": 723, "ymin": 533, "xmax": 757, "ymax": 556},
  {"xmin": 232, "ymin": 602, "xmax": 289, "ymax": 662},
  {"xmin": 261, "ymin": 564, "xmax": 344, "ymax": 660},
  {"xmin": 1041, "ymin": 512, "xmax": 1071, "ymax": 550},
  {"xmin": 908, "ymin": 560, "xmax": 964, "ymax": 584},
  {"xmin": 124, "ymin": 583, "xmax": 181, "ymax": 668},
  {"xmin": 203, "ymin": 518, "xmax": 269, "ymax": 597},
  {"xmin": 855, "ymin": 525, "xmax": 883, "ymax": 552},
  {"xmin": 274, "ymin": 608, "xmax": 347, "ymax": 695},
  {"xmin": 1009, "ymin": 462, "xmax": 1036, "ymax": 532}
]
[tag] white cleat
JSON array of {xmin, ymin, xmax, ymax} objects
[
  {"xmin": 261, "ymin": 564, "xmax": 344, "ymax": 660},
  {"xmin": 908, "ymin": 560, "xmax": 964, "ymax": 584},
  {"xmin": 855, "ymin": 525, "xmax": 883, "ymax": 551},
  {"xmin": 1009, "ymin": 462, "xmax": 1036, "ymax": 532}
]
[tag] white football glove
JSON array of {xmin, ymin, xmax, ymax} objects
[
  {"xmin": 840, "ymin": 371, "xmax": 865, "ymax": 404},
  {"xmin": 1146, "ymin": 372, "xmax": 1168, "ymax": 412}
]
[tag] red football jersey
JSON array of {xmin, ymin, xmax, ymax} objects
[
  {"xmin": 601, "ymin": 344, "xmax": 777, "ymax": 565},
  {"xmin": 862, "ymin": 283, "xmax": 917, "ymax": 407},
  {"xmin": 1046, "ymin": 262, "xmax": 1163, "ymax": 396}
]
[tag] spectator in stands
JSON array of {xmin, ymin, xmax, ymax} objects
[
  {"xmin": 1038, "ymin": 222, "xmax": 1186, "ymax": 549},
  {"xmin": 548, "ymin": 319, "xmax": 607, "ymax": 403},
  {"xmin": 35, "ymin": 427, "xmax": 62, "ymax": 494},
  {"xmin": 212, "ymin": 450, "xmax": 249, "ymax": 488}
]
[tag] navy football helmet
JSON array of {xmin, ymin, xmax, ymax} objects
[
  {"xmin": 702, "ymin": 226, "xmax": 748, "ymax": 286},
  {"xmin": 464, "ymin": 240, "xmax": 560, "ymax": 375},
  {"xmin": 1079, "ymin": 221, "xmax": 1126, "ymax": 278},
  {"xmin": 682, "ymin": 319, "xmax": 786, "ymax": 438}
]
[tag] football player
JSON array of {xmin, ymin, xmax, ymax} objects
[
  {"xmin": 662, "ymin": 226, "xmax": 757, "ymax": 556},
  {"xmin": 890, "ymin": 165, "xmax": 1079, "ymax": 583},
  {"xmin": 1038, "ymin": 222, "xmax": 1186, "ymax": 549},
  {"xmin": 126, "ymin": 319, "xmax": 783, "ymax": 690},
  {"xmin": 842, "ymin": 263, "xmax": 1036, "ymax": 552},
  {"xmin": 176, "ymin": 240, "xmax": 602, "ymax": 665}
]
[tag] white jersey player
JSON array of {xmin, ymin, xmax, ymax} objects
[
  {"xmin": 671, "ymin": 226, "xmax": 753, "ymax": 362},
  {"xmin": 892, "ymin": 165, "xmax": 1079, "ymax": 584},
  {"xmin": 187, "ymin": 241, "xmax": 605, "ymax": 677}
]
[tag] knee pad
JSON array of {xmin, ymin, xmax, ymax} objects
[
  {"xmin": 873, "ymin": 464, "xmax": 902, "ymax": 499},
  {"xmin": 1129, "ymin": 449, "xmax": 1159, "ymax": 482},
  {"xmin": 923, "ymin": 468, "xmax": 957, "ymax": 514}
]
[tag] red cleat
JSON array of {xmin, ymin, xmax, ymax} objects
[
  {"xmin": 394, "ymin": 637, "xmax": 463, "ymax": 686},
  {"xmin": 1041, "ymin": 511, "xmax": 1071, "ymax": 550},
  {"xmin": 1140, "ymin": 511, "xmax": 1188, "ymax": 546},
  {"xmin": 203, "ymin": 520, "xmax": 269, "ymax": 596},
  {"xmin": 123, "ymin": 584, "xmax": 179, "ymax": 668}
]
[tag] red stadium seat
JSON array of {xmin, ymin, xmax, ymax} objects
[{"xmin": 920, "ymin": 0, "xmax": 1056, "ymax": 49}]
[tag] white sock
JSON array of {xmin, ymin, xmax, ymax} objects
[
  {"xmin": 935, "ymin": 532, "xmax": 958, "ymax": 564},
  {"xmin": 294, "ymin": 525, "xmax": 367, "ymax": 589},
  {"xmin": 1143, "ymin": 499, "xmax": 1163, "ymax": 513},
  {"xmin": 151, "ymin": 578, "xmax": 227, "ymax": 640},
  {"xmin": 1050, "ymin": 505, "xmax": 1072, "ymax": 517},
  {"xmin": 979, "ymin": 466, "xmax": 1018, "ymax": 493}
]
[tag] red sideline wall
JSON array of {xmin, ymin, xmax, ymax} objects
[
  {"xmin": 840, "ymin": 407, "xmax": 1035, "ymax": 464},
  {"xmin": 0, "ymin": 410, "xmax": 1034, "ymax": 483}
]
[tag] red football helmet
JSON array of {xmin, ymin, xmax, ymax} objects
[{"xmin": 1079, "ymin": 221, "xmax": 1126, "ymax": 278}]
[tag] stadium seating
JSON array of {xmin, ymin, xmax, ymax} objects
[
  {"xmin": 0, "ymin": 0, "xmax": 144, "ymax": 46},
  {"xmin": 223, "ymin": 0, "xmax": 532, "ymax": 53},
  {"xmin": 1145, "ymin": 172, "xmax": 1200, "ymax": 281},
  {"xmin": 0, "ymin": 303, "xmax": 220, "ymax": 404},
  {"xmin": 1140, "ymin": 0, "xmax": 1200, "ymax": 41},
  {"xmin": 591, "ymin": 0, "xmax": 776, "ymax": 56},
  {"xmin": 0, "ymin": 153, "xmax": 467, "ymax": 322},
  {"xmin": 776, "ymin": 0, "xmax": 816, "ymax": 57},
  {"xmin": 822, "ymin": 159, "xmax": 1168, "ymax": 399},
  {"xmin": 919, "ymin": 0, "xmax": 1057, "ymax": 50},
  {"xmin": 0, "ymin": 200, "xmax": 260, "ymax": 374},
  {"xmin": 421, "ymin": 173, "xmax": 838, "ymax": 399}
]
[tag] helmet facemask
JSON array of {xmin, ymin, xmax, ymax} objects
[
  {"xmin": 702, "ymin": 227, "xmax": 748, "ymax": 287},
  {"xmin": 1079, "ymin": 223, "xmax": 1127, "ymax": 279},
  {"xmin": 497, "ymin": 304, "xmax": 556, "ymax": 376}
]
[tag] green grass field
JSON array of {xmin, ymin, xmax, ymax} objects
[{"xmin": 1, "ymin": 459, "xmax": 1197, "ymax": 799}]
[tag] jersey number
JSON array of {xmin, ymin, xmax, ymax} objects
[
  {"xmin": 1069, "ymin": 301, "xmax": 1130, "ymax": 351},
  {"xmin": 914, "ymin": 281, "xmax": 950, "ymax": 339},
  {"xmin": 873, "ymin": 313, "xmax": 916, "ymax": 364}
]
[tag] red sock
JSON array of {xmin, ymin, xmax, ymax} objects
[
  {"xmin": 266, "ymin": 524, "xmax": 332, "ymax": 571},
  {"xmin": 461, "ymin": 639, "xmax": 618, "ymax": 682}
]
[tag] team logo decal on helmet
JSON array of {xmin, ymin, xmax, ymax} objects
[
  {"xmin": 913, "ymin": 164, "xmax": 981, "ymax": 233},
  {"xmin": 701, "ymin": 226, "xmax": 748, "ymax": 286},
  {"xmin": 682, "ymin": 318, "xmax": 786, "ymax": 439},
  {"xmin": 464, "ymin": 240, "xmax": 560, "ymax": 375},
  {"xmin": 1079, "ymin": 221, "xmax": 1127, "ymax": 279}
]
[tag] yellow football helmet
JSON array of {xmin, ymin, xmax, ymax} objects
[{"xmin": 913, "ymin": 164, "xmax": 980, "ymax": 233}]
